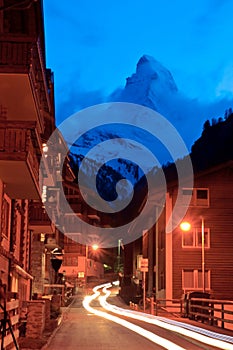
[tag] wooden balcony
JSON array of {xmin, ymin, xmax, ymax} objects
[
  {"xmin": 29, "ymin": 201, "xmax": 55, "ymax": 234},
  {"xmin": 0, "ymin": 36, "xmax": 51, "ymax": 133},
  {"xmin": 0, "ymin": 121, "xmax": 42, "ymax": 198}
]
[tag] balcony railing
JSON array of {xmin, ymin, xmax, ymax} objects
[
  {"xmin": 0, "ymin": 297, "xmax": 19, "ymax": 349},
  {"xmin": 0, "ymin": 120, "xmax": 40, "ymax": 156},
  {"xmin": 29, "ymin": 202, "xmax": 51, "ymax": 226},
  {"xmin": 0, "ymin": 35, "xmax": 51, "ymax": 118},
  {"xmin": 0, "ymin": 121, "xmax": 42, "ymax": 197}
]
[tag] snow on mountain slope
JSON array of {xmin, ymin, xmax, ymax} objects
[{"xmin": 71, "ymin": 55, "xmax": 180, "ymax": 169}]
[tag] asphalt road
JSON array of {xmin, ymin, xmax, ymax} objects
[{"xmin": 46, "ymin": 286, "xmax": 233, "ymax": 350}]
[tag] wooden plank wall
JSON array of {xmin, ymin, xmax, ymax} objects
[{"xmin": 171, "ymin": 166, "xmax": 233, "ymax": 299}]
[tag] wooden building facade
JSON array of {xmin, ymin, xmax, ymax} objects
[
  {"xmin": 0, "ymin": 0, "xmax": 62, "ymax": 306},
  {"xmin": 166, "ymin": 161, "xmax": 233, "ymax": 300},
  {"xmin": 139, "ymin": 160, "xmax": 233, "ymax": 301}
]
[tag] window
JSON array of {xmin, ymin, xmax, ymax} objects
[
  {"xmin": 183, "ymin": 270, "xmax": 194, "ymax": 289},
  {"xmin": 196, "ymin": 229, "xmax": 209, "ymax": 247},
  {"xmin": 183, "ymin": 231, "xmax": 194, "ymax": 246},
  {"xmin": 72, "ymin": 257, "xmax": 78, "ymax": 266},
  {"xmin": 182, "ymin": 188, "xmax": 209, "ymax": 207},
  {"xmin": 182, "ymin": 269, "xmax": 210, "ymax": 290},
  {"xmin": 182, "ymin": 228, "xmax": 210, "ymax": 248},
  {"xmin": 196, "ymin": 189, "xmax": 208, "ymax": 200},
  {"xmin": 1, "ymin": 195, "xmax": 11, "ymax": 238}
]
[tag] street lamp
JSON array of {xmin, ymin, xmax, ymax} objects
[
  {"xmin": 92, "ymin": 244, "xmax": 99, "ymax": 251},
  {"xmin": 85, "ymin": 244, "xmax": 99, "ymax": 287},
  {"xmin": 180, "ymin": 217, "xmax": 205, "ymax": 292}
]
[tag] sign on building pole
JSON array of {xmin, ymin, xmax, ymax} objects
[{"xmin": 140, "ymin": 258, "xmax": 148, "ymax": 311}]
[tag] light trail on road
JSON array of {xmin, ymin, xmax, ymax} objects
[
  {"xmin": 83, "ymin": 283, "xmax": 186, "ymax": 350},
  {"xmin": 99, "ymin": 283, "xmax": 233, "ymax": 350},
  {"xmin": 83, "ymin": 282, "xmax": 233, "ymax": 350}
]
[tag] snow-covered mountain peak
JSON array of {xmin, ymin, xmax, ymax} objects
[
  {"xmin": 111, "ymin": 55, "xmax": 178, "ymax": 111},
  {"xmin": 133, "ymin": 54, "xmax": 178, "ymax": 92}
]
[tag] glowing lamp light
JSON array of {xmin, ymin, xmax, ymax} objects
[
  {"xmin": 92, "ymin": 244, "xmax": 99, "ymax": 251},
  {"xmin": 42, "ymin": 143, "xmax": 48, "ymax": 153},
  {"xmin": 180, "ymin": 221, "xmax": 191, "ymax": 232}
]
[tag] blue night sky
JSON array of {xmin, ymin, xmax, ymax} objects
[{"xmin": 43, "ymin": 0, "xmax": 233, "ymax": 150}]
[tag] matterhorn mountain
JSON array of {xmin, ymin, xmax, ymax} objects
[
  {"xmin": 69, "ymin": 55, "xmax": 232, "ymax": 208},
  {"xmin": 71, "ymin": 55, "xmax": 181, "ymax": 166},
  {"xmin": 70, "ymin": 55, "xmax": 181, "ymax": 206},
  {"xmin": 110, "ymin": 54, "xmax": 178, "ymax": 114}
]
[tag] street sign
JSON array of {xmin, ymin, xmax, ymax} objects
[
  {"xmin": 137, "ymin": 254, "xmax": 143, "ymax": 270},
  {"xmin": 140, "ymin": 258, "xmax": 148, "ymax": 272}
]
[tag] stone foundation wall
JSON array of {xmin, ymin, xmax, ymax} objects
[
  {"xmin": 30, "ymin": 240, "xmax": 45, "ymax": 295},
  {"xmin": 26, "ymin": 300, "xmax": 46, "ymax": 338}
]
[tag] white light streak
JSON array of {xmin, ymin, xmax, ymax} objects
[
  {"xmin": 82, "ymin": 283, "xmax": 185, "ymax": 350},
  {"xmin": 99, "ymin": 283, "xmax": 233, "ymax": 350}
]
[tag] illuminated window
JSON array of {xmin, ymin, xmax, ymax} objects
[
  {"xmin": 182, "ymin": 269, "xmax": 210, "ymax": 290},
  {"xmin": 182, "ymin": 228, "xmax": 210, "ymax": 248}
]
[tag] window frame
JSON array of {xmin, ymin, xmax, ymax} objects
[
  {"xmin": 182, "ymin": 228, "xmax": 210, "ymax": 248},
  {"xmin": 182, "ymin": 269, "xmax": 211, "ymax": 291},
  {"xmin": 182, "ymin": 188, "xmax": 209, "ymax": 207}
]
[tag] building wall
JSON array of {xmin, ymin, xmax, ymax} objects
[
  {"xmin": 0, "ymin": 179, "xmax": 2, "ymax": 238},
  {"xmin": 61, "ymin": 254, "xmax": 104, "ymax": 287},
  {"xmin": 165, "ymin": 192, "xmax": 173, "ymax": 300},
  {"xmin": 170, "ymin": 164, "xmax": 233, "ymax": 299},
  {"xmin": 0, "ymin": 255, "xmax": 9, "ymax": 286},
  {"xmin": 0, "ymin": 185, "xmax": 32, "ymax": 300},
  {"xmin": 1, "ymin": 191, "xmax": 11, "ymax": 255},
  {"xmin": 0, "ymin": 5, "xmax": 65, "ymax": 332}
]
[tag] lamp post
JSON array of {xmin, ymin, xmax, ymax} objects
[
  {"xmin": 116, "ymin": 239, "xmax": 123, "ymax": 273},
  {"xmin": 201, "ymin": 217, "xmax": 205, "ymax": 292},
  {"xmin": 85, "ymin": 244, "xmax": 99, "ymax": 287},
  {"xmin": 180, "ymin": 217, "xmax": 205, "ymax": 292},
  {"xmin": 85, "ymin": 245, "xmax": 88, "ymax": 288}
]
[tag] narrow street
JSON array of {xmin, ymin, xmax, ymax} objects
[
  {"xmin": 46, "ymin": 285, "xmax": 233, "ymax": 350},
  {"xmin": 47, "ymin": 298, "xmax": 162, "ymax": 350}
]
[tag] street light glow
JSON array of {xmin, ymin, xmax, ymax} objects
[
  {"xmin": 92, "ymin": 244, "xmax": 99, "ymax": 251},
  {"xmin": 180, "ymin": 221, "xmax": 191, "ymax": 232}
]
